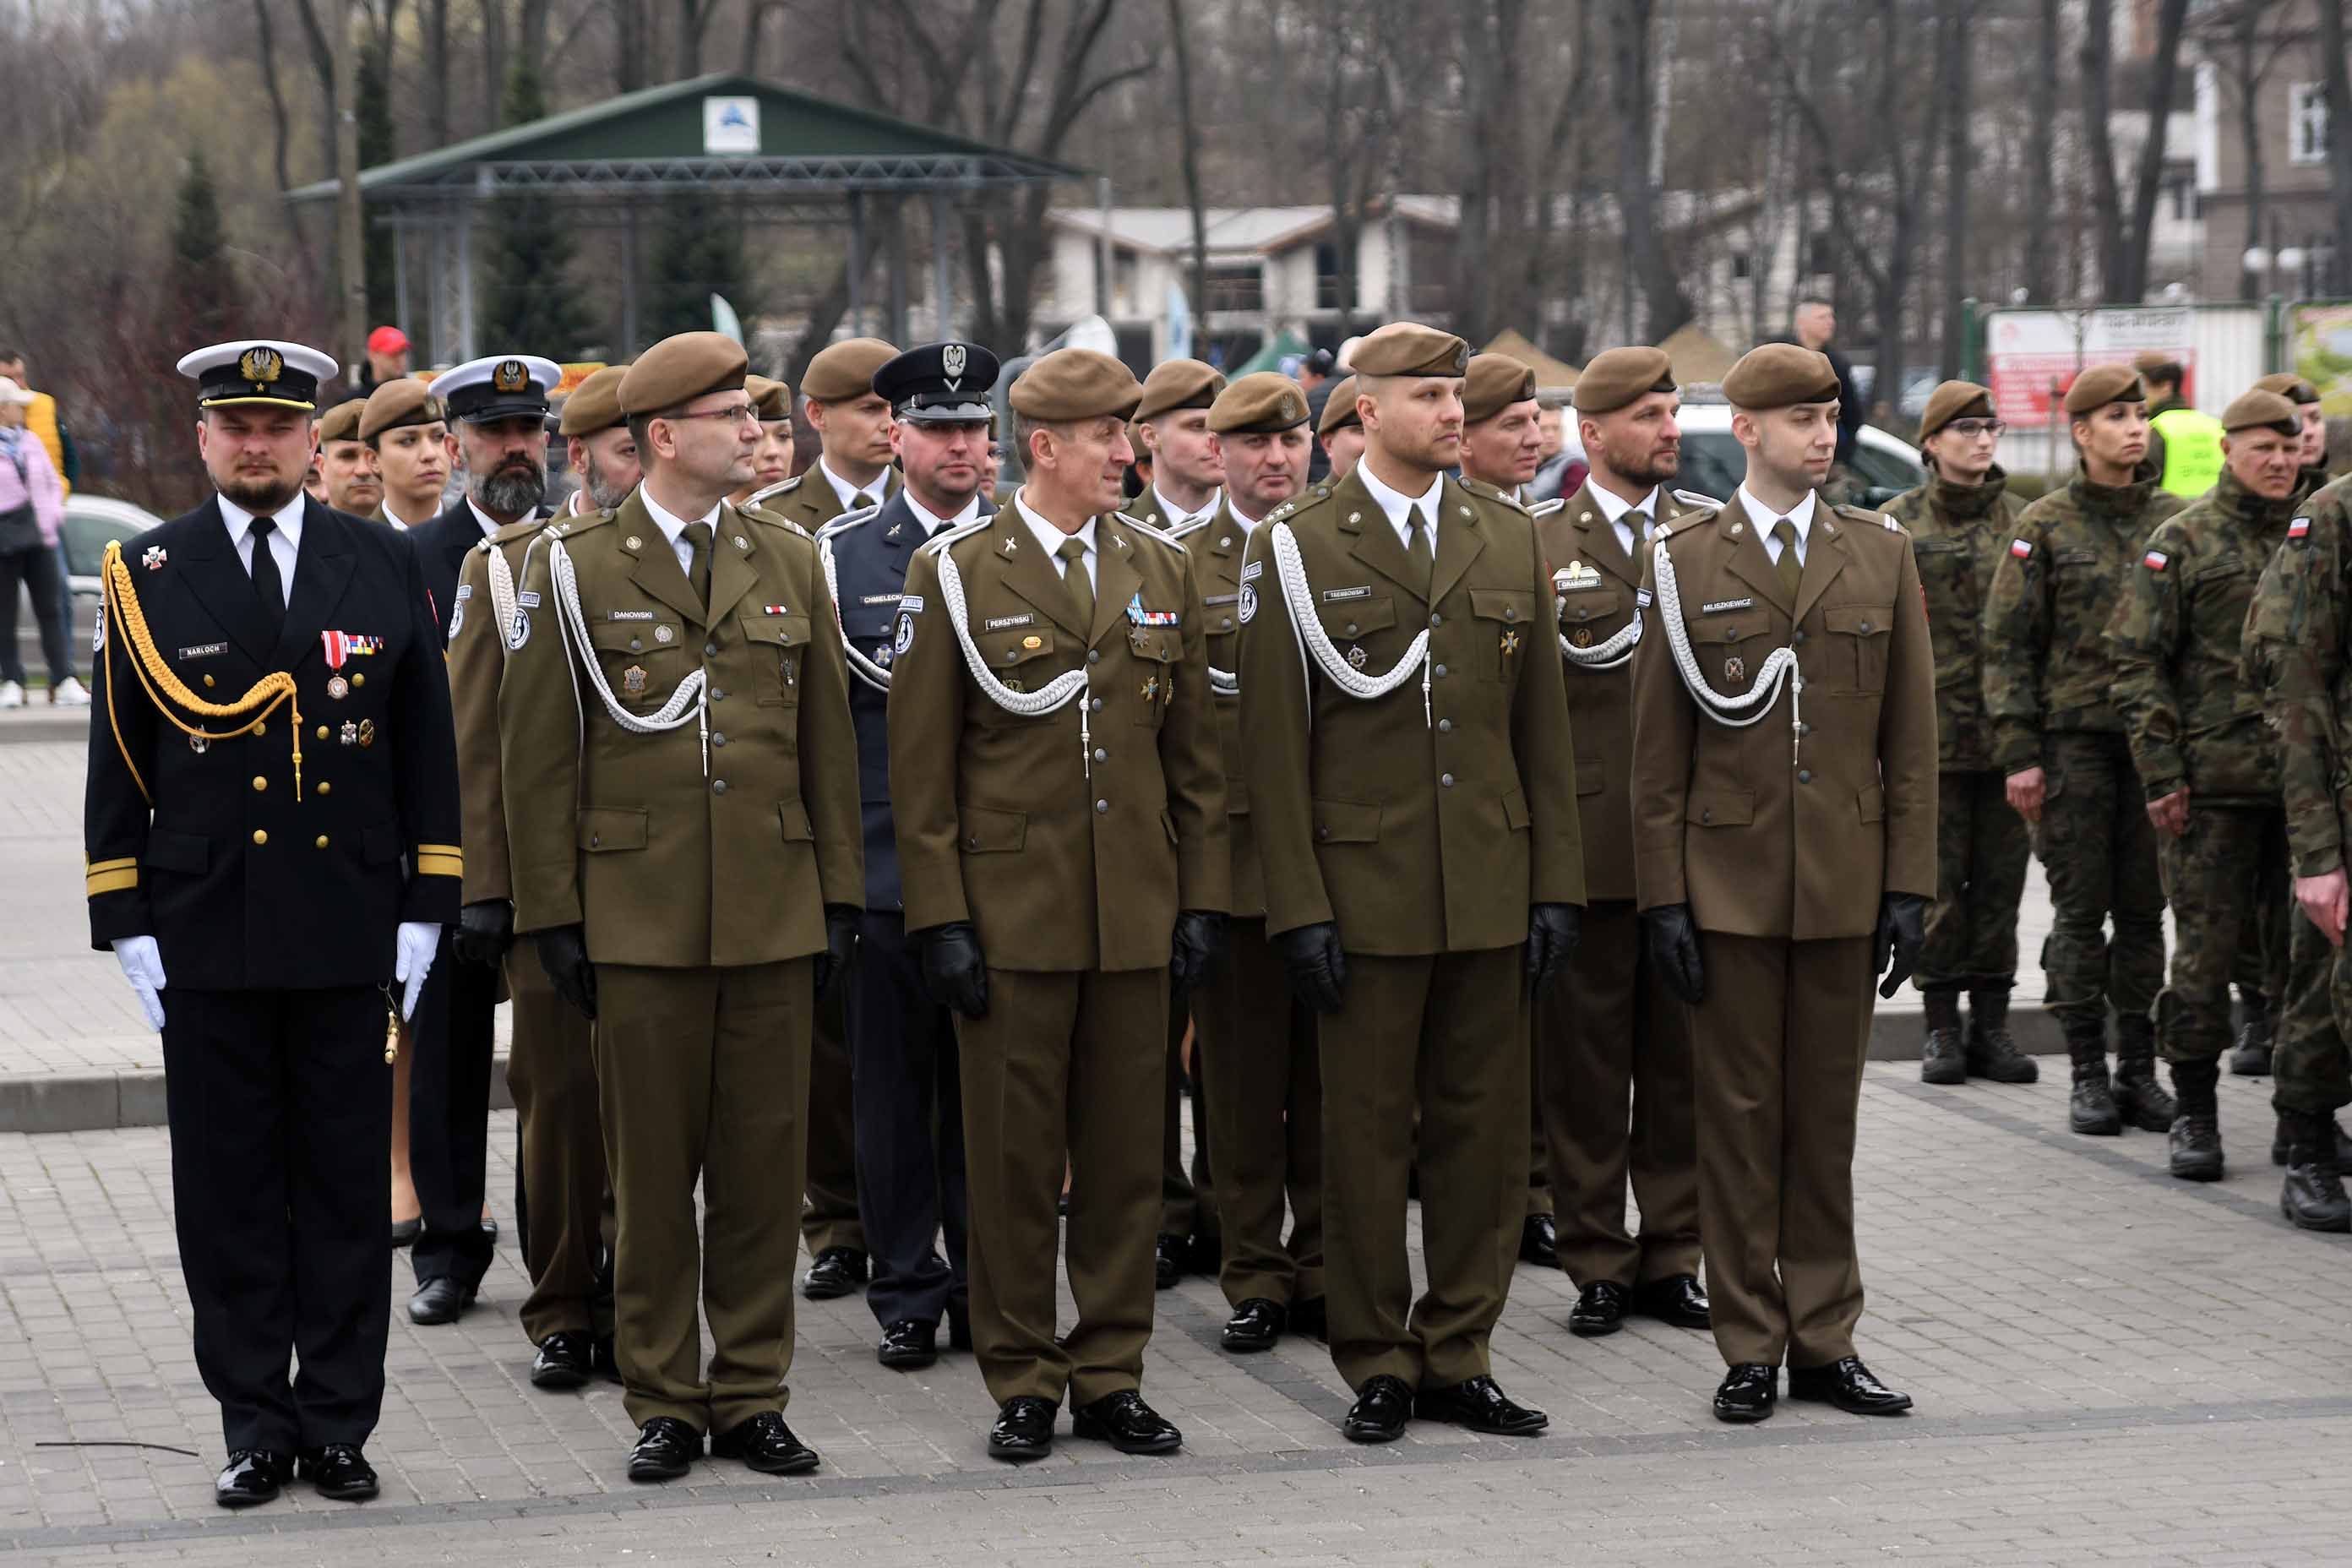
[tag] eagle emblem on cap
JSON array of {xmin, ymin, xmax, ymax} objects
[
  {"xmin": 941, "ymin": 344, "xmax": 967, "ymax": 384},
  {"xmin": 237, "ymin": 346, "xmax": 283, "ymax": 386},
  {"xmin": 493, "ymin": 359, "xmax": 529, "ymax": 394},
  {"xmin": 1282, "ymin": 391, "xmax": 1299, "ymax": 420},
  {"xmin": 1453, "ymin": 346, "xmax": 1469, "ymax": 372}
]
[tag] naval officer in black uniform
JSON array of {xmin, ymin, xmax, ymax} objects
[
  {"xmin": 84, "ymin": 339, "xmax": 462, "ymax": 1507},
  {"xmin": 817, "ymin": 340, "xmax": 1000, "ymax": 1369}
]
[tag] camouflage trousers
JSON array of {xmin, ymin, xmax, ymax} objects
[
  {"xmin": 2153, "ymin": 805, "xmax": 2288, "ymax": 1064},
  {"xmin": 1917, "ymin": 769, "xmax": 2032, "ymax": 992},
  {"xmin": 2034, "ymin": 732, "xmax": 2166, "ymax": 1033},
  {"xmin": 2275, "ymin": 909, "xmax": 2347, "ymax": 1114}
]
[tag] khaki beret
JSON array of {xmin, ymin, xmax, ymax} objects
[
  {"xmin": 1572, "ymin": 346, "xmax": 1675, "ymax": 416},
  {"xmin": 1319, "ymin": 376, "xmax": 1362, "ymax": 437},
  {"xmin": 556, "ymin": 364, "xmax": 629, "ymax": 436},
  {"xmin": 801, "ymin": 337, "xmax": 898, "ymax": 403},
  {"xmin": 747, "ymin": 374, "xmax": 793, "ymax": 423},
  {"xmin": 1007, "ymin": 348, "xmax": 1142, "ymax": 423},
  {"xmin": 1462, "ymin": 354, "xmax": 1538, "ymax": 423},
  {"xmin": 2222, "ymin": 388, "xmax": 2300, "ymax": 435},
  {"xmin": 2254, "ymin": 371, "xmax": 2321, "ymax": 406},
  {"xmin": 358, "ymin": 377, "xmax": 447, "ymax": 442},
  {"xmin": 2132, "ymin": 350, "xmax": 2185, "ymax": 378},
  {"xmin": 618, "ymin": 332, "xmax": 747, "ymax": 416},
  {"xmin": 2063, "ymin": 364, "xmax": 2146, "ymax": 416},
  {"xmin": 1348, "ymin": 322, "xmax": 1470, "ymax": 379},
  {"xmin": 1209, "ymin": 372, "xmax": 1310, "ymax": 435},
  {"xmin": 1135, "ymin": 359, "xmax": 1226, "ymax": 423},
  {"xmin": 1722, "ymin": 343, "xmax": 1841, "ymax": 410},
  {"xmin": 316, "ymin": 397, "xmax": 368, "ymax": 445},
  {"xmin": 1917, "ymin": 379, "xmax": 1995, "ymax": 444}
]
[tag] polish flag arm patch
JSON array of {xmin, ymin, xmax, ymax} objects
[
  {"xmin": 2290, "ymin": 517, "xmax": 2311, "ymax": 539},
  {"xmin": 2143, "ymin": 550, "xmax": 2169, "ymax": 572},
  {"xmin": 2010, "ymin": 537, "xmax": 2034, "ymax": 559}
]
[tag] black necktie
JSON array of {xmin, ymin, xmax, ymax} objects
[{"xmin": 248, "ymin": 515, "xmax": 286, "ymax": 639}]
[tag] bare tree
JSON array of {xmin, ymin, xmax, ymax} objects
[
  {"xmin": 2319, "ymin": 0, "xmax": 2352, "ymax": 294},
  {"xmin": 1164, "ymin": 0, "xmax": 1211, "ymax": 329},
  {"xmin": 2082, "ymin": 0, "xmax": 2191, "ymax": 302},
  {"xmin": 1937, "ymin": 0, "xmax": 1969, "ymax": 378},
  {"xmin": 2193, "ymin": 1, "xmax": 2294, "ymax": 300},
  {"xmin": 1610, "ymin": 0, "xmax": 1690, "ymax": 342},
  {"xmin": 2023, "ymin": 0, "xmax": 2060, "ymax": 301}
]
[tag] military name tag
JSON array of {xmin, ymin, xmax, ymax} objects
[
  {"xmin": 178, "ymin": 642, "xmax": 227, "ymax": 661},
  {"xmin": 859, "ymin": 592, "xmax": 902, "ymax": 606},
  {"xmin": 607, "ymin": 609, "xmax": 656, "ymax": 621},
  {"xmin": 2056, "ymin": 547, "xmax": 2099, "ymax": 566},
  {"xmin": 1700, "ymin": 598, "xmax": 1754, "ymax": 614},
  {"xmin": 519, "ymin": 591, "xmax": 542, "ymax": 608},
  {"xmin": 1204, "ymin": 593, "xmax": 1239, "ymax": 607},
  {"xmin": 1241, "ymin": 560, "xmax": 1264, "ymax": 583},
  {"xmin": 1320, "ymin": 585, "xmax": 1373, "ymax": 602},
  {"xmin": 898, "ymin": 594, "xmax": 925, "ymax": 615},
  {"xmin": 984, "ymin": 612, "xmax": 1037, "ymax": 631},
  {"xmin": 455, "ymin": 584, "xmax": 473, "ymax": 600}
]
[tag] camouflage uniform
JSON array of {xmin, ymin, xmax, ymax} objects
[{"xmin": 1983, "ymin": 466, "xmax": 2182, "ymax": 1128}]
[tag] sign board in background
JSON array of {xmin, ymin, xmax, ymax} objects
[
  {"xmin": 2290, "ymin": 302, "xmax": 2352, "ymax": 417},
  {"xmin": 1979, "ymin": 303, "xmax": 2267, "ymax": 478},
  {"xmin": 703, "ymin": 95, "xmax": 760, "ymax": 155}
]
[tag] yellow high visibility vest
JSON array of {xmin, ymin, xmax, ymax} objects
[{"xmin": 2151, "ymin": 406, "xmax": 2224, "ymax": 499}]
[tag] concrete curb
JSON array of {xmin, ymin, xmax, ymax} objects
[{"xmin": 0, "ymin": 710, "xmax": 90, "ymax": 743}]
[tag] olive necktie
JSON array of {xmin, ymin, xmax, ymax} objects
[
  {"xmin": 1772, "ymin": 518, "xmax": 1801, "ymax": 602},
  {"xmin": 1405, "ymin": 508, "xmax": 1434, "ymax": 596},
  {"xmin": 248, "ymin": 515, "xmax": 286, "ymax": 640},
  {"xmin": 683, "ymin": 520, "xmax": 712, "ymax": 610},
  {"xmin": 1058, "ymin": 536, "xmax": 1092, "ymax": 629}
]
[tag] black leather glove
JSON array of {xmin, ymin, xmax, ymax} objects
[
  {"xmin": 453, "ymin": 899, "xmax": 514, "ymax": 966},
  {"xmin": 1642, "ymin": 904, "xmax": 1705, "ymax": 1005},
  {"xmin": 1875, "ymin": 892, "xmax": 1930, "ymax": 999},
  {"xmin": 920, "ymin": 921, "xmax": 990, "ymax": 1020},
  {"xmin": 534, "ymin": 923, "xmax": 597, "ymax": 1021},
  {"xmin": 1169, "ymin": 910, "xmax": 1228, "ymax": 993},
  {"xmin": 1274, "ymin": 922, "xmax": 1348, "ymax": 1015},
  {"xmin": 815, "ymin": 904, "xmax": 858, "ymax": 998},
  {"xmin": 1524, "ymin": 902, "xmax": 1581, "ymax": 990}
]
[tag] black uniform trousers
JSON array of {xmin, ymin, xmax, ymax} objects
[
  {"xmin": 847, "ymin": 912, "xmax": 969, "ymax": 1329},
  {"xmin": 408, "ymin": 928, "xmax": 496, "ymax": 1291},
  {"xmin": 161, "ymin": 984, "xmax": 391, "ymax": 1455}
]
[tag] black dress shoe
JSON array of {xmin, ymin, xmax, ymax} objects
[
  {"xmin": 1568, "ymin": 1280, "xmax": 1630, "ymax": 1337},
  {"xmin": 1341, "ymin": 1374, "xmax": 1413, "ymax": 1443},
  {"xmin": 480, "ymin": 1216, "xmax": 500, "ymax": 1243},
  {"xmin": 1518, "ymin": 1213, "xmax": 1559, "ymax": 1268},
  {"xmin": 214, "ymin": 1449, "xmax": 289, "ymax": 1508},
  {"xmin": 389, "ymin": 1217, "xmax": 421, "ymax": 1250},
  {"xmin": 1188, "ymin": 1231, "xmax": 1223, "ymax": 1276},
  {"xmin": 297, "ymin": 1443, "xmax": 378, "ymax": 1501},
  {"xmin": 593, "ymin": 1335, "xmax": 621, "ymax": 1383},
  {"xmin": 531, "ymin": 1330, "xmax": 594, "ymax": 1390},
  {"xmin": 878, "ymin": 1319, "xmax": 939, "ymax": 1369},
  {"xmin": 1289, "ymin": 1295, "xmax": 1328, "ymax": 1342},
  {"xmin": 1415, "ymin": 1375, "xmax": 1548, "ymax": 1435},
  {"xmin": 1632, "ymin": 1273, "xmax": 1712, "ymax": 1329},
  {"xmin": 1220, "ymin": 1298, "xmax": 1286, "ymax": 1353},
  {"xmin": 801, "ymin": 1246, "xmax": 868, "ymax": 1299},
  {"xmin": 711, "ymin": 1410, "xmax": 820, "ymax": 1475},
  {"xmin": 987, "ymin": 1396, "xmax": 1058, "ymax": 1462},
  {"xmin": 1072, "ymin": 1391, "xmax": 1182, "ymax": 1454},
  {"xmin": 946, "ymin": 1302, "xmax": 973, "ymax": 1352},
  {"xmin": 1713, "ymin": 1364, "xmax": 1778, "ymax": 1423},
  {"xmin": 627, "ymin": 1417, "xmax": 701, "ymax": 1482},
  {"xmin": 407, "ymin": 1276, "xmax": 476, "ymax": 1325},
  {"xmin": 1153, "ymin": 1233, "xmax": 1190, "ymax": 1289},
  {"xmin": 1788, "ymin": 1356, "xmax": 1913, "ymax": 1415}
]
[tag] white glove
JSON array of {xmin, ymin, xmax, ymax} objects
[
  {"xmin": 394, "ymin": 922, "xmax": 442, "ymax": 1021},
  {"xmin": 112, "ymin": 936, "xmax": 167, "ymax": 1031}
]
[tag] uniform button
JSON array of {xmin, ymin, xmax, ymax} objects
[
  {"xmin": 317, "ymin": 781, "xmax": 331, "ymax": 797},
  {"xmin": 1438, "ymin": 718, "xmax": 1454, "ymax": 732},
  {"xmin": 712, "ymin": 778, "xmax": 728, "ymax": 794},
  {"xmin": 705, "ymin": 643, "xmax": 719, "ymax": 657},
  {"xmin": 1798, "ymin": 769, "xmax": 1812, "ymax": 784},
  {"xmin": 1095, "ymin": 799, "xmax": 1109, "ymax": 814},
  {"xmin": 1090, "ymin": 697, "xmax": 1103, "ymax": 711},
  {"xmin": 1087, "ymin": 651, "xmax": 1101, "ymax": 665},
  {"xmin": 1440, "ymin": 772, "xmax": 1455, "ymax": 787},
  {"xmin": 1793, "ymin": 630, "xmax": 1807, "ymax": 646},
  {"xmin": 1504, "ymin": 605, "xmax": 1517, "ymax": 622},
  {"xmin": 591, "ymin": 835, "xmax": 602, "ymax": 848},
  {"xmin": 1429, "ymin": 613, "xmax": 1443, "ymax": 628},
  {"xmin": 1701, "ymin": 808, "xmax": 1712, "ymax": 824},
  {"xmin": 710, "ymin": 688, "xmax": 726, "ymax": 701},
  {"xmin": 1796, "ymin": 721, "xmax": 1811, "ymax": 737},
  {"xmin": 252, "ymin": 829, "xmax": 268, "ymax": 847},
  {"xmin": 967, "ymin": 836, "xmax": 979, "ymax": 849},
  {"xmin": 1220, "ymin": 618, "xmax": 1233, "ymax": 629},
  {"xmin": 1317, "ymin": 825, "xmax": 1330, "ymax": 840},
  {"xmin": 253, "ymin": 721, "xmax": 265, "ymax": 738},
  {"xmin": 315, "ymin": 835, "xmax": 329, "ymax": 849},
  {"xmin": 1345, "ymin": 623, "xmax": 1359, "ymax": 636},
  {"xmin": 711, "ymin": 732, "xmax": 727, "ymax": 747},
  {"xmin": 1434, "ymin": 663, "xmax": 1448, "ymax": 678},
  {"xmin": 1859, "ymin": 620, "xmax": 1871, "ymax": 633},
  {"xmin": 252, "ymin": 775, "xmax": 267, "ymax": 792},
  {"xmin": 1093, "ymin": 748, "xmax": 1107, "ymax": 762},
  {"xmin": 203, "ymin": 674, "xmax": 215, "ymax": 689},
  {"xmin": 629, "ymin": 638, "xmax": 643, "ymax": 651},
  {"xmin": 315, "ymin": 725, "xmax": 329, "ymax": 740},
  {"xmin": 351, "ymin": 673, "xmax": 363, "ymax": 688}
]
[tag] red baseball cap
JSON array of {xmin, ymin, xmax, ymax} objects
[{"xmin": 367, "ymin": 324, "xmax": 411, "ymax": 356}]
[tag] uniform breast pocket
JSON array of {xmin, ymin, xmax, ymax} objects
[
  {"xmin": 973, "ymin": 624, "xmax": 1061, "ymax": 707},
  {"xmin": 1556, "ymin": 585, "xmax": 1623, "ymax": 650},
  {"xmin": 738, "ymin": 612, "xmax": 811, "ymax": 707},
  {"xmin": 1315, "ymin": 591, "xmax": 1397, "ymax": 653},
  {"xmin": 586, "ymin": 618, "xmax": 684, "ymax": 705},
  {"xmin": 1127, "ymin": 628, "xmax": 1180, "ymax": 727},
  {"xmin": 1469, "ymin": 588, "xmax": 1536, "ymax": 681},
  {"xmin": 1686, "ymin": 613, "xmax": 1772, "ymax": 690},
  {"xmin": 1821, "ymin": 603, "xmax": 1894, "ymax": 693}
]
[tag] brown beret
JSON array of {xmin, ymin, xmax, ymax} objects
[
  {"xmin": 316, "ymin": 397, "xmax": 368, "ymax": 445},
  {"xmin": 1209, "ymin": 372, "xmax": 1310, "ymax": 435},
  {"xmin": 2223, "ymin": 388, "xmax": 2300, "ymax": 435},
  {"xmin": 802, "ymin": 337, "xmax": 898, "ymax": 404},
  {"xmin": 2132, "ymin": 351, "xmax": 2185, "ymax": 378},
  {"xmin": 1318, "ymin": 376, "xmax": 1362, "ymax": 437},
  {"xmin": 2063, "ymin": 364, "xmax": 2146, "ymax": 416},
  {"xmin": 556, "ymin": 364, "xmax": 629, "ymax": 436},
  {"xmin": 1349, "ymin": 322, "xmax": 1470, "ymax": 379},
  {"xmin": 1135, "ymin": 359, "xmax": 1226, "ymax": 423},
  {"xmin": 747, "ymin": 374, "xmax": 793, "ymax": 423},
  {"xmin": 358, "ymin": 377, "xmax": 447, "ymax": 442},
  {"xmin": 1722, "ymin": 343, "xmax": 1841, "ymax": 410},
  {"xmin": 1917, "ymin": 380, "xmax": 1995, "ymax": 444},
  {"xmin": 1462, "ymin": 354, "xmax": 1538, "ymax": 424},
  {"xmin": 2255, "ymin": 371, "xmax": 2321, "ymax": 406},
  {"xmin": 1007, "ymin": 348, "xmax": 1142, "ymax": 423},
  {"xmin": 618, "ymin": 332, "xmax": 747, "ymax": 417},
  {"xmin": 1572, "ymin": 346, "xmax": 1675, "ymax": 416}
]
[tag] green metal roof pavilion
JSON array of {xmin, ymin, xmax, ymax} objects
[{"xmin": 288, "ymin": 73, "xmax": 1088, "ymax": 363}]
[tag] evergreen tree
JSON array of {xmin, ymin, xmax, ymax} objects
[
  {"xmin": 170, "ymin": 151, "xmax": 240, "ymax": 346},
  {"xmin": 358, "ymin": 37, "xmax": 398, "ymax": 328},
  {"xmin": 646, "ymin": 188, "xmax": 754, "ymax": 342},
  {"xmin": 479, "ymin": 60, "xmax": 592, "ymax": 357}
]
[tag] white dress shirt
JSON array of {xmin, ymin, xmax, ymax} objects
[
  {"xmin": 1152, "ymin": 483, "xmax": 1220, "ymax": 531},
  {"xmin": 217, "ymin": 491, "xmax": 304, "ymax": 585},
  {"xmin": 1353, "ymin": 460, "xmax": 1443, "ymax": 556},
  {"xmin": 638, "ymin": 485, "xmax": 721, "ymax": 577},
  {"xmin": 819, "ymin": 458, "xmax": 892, "ymax": 514},
  {"xmin": 465, "ymin": 497, "xmax": 510, "ymax": 542},
  {"xmin": 1739, "ymin": 486, "xmax": 1817, "ymax": 569},
  {"xmin": 905, "ymin": 490, "xmax": 980, "ymax": 537},
  {"xmin": 1015, "ymin": 492, "xmax": 1097, "ymax": 592},
  {"xmin": 379, "ymin": 498, "xmax": 427, "ymax": 531},
  {"xmin": 1589, "ymin": 482, "xmax": 1661, "ymax": 558}
]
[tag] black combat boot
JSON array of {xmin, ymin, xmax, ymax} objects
[
  {"xmin": 2277, "ymin": 1108, "xmax": 2352, "ymax": 1232},
  {"xmin": 2110, "ymin": 1015, "xmax": 2176, "ymax": 1133},
  {"xmin": 2273, "ymin": 1112, "xmax": 2352, "ymax": 1170},
  {"xmin": 1964, "ymin": 985, "xmax": 2039, "ymax": 1083},
  {"xmin": 2066, "ymin": 1025, "xmax": 2121, "ymax": 1136},
  {"xmin": 2230, "ymin": 994, "xmax": 2273, "ymax": 1077},
  {"xmin": 2166, "ymin": 1059, "xmax": 2224, "ymax": 1181},
  {"xmin": 1919, "ymin": 989, "xmax": 1966, "ymax": 1085}
]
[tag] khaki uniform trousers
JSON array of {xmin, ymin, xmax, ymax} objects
[
  {"xmin": 504, "ymin": 944, "xmax": 610, "ymax": 1345},
  {"xmin": 801, "ymin": 984, "xmax": 866, "ymax": 1257},
  {"xmin": 1195, "ymin": 918, "xmax": 1323, "ymax": 1308}
]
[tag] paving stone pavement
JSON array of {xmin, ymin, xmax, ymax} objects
[{"xmin": 4, "ymin": 1059, "xmax": 2352, "ymax": 1565}]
